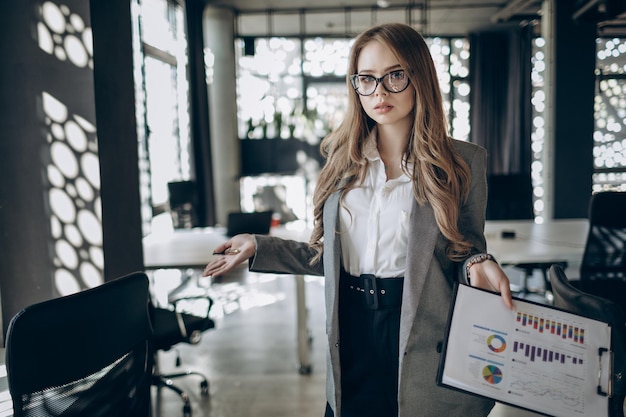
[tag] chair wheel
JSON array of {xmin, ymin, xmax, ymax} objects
[
  {"xmin": 298, "ymin": 365, "xmax": 312, "ymax": 375},
  {"xmin": 200, "ymin": 380, "xmax": 209, "ymax": 396}
]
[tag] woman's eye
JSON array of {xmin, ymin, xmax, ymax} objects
[
  {"xmin": 360, "ymin": 76, "xmax": 375, "ymax": 84},
  {"xmin": 390, "ymin": 71, "xmax": 404, "ymax": 80}
]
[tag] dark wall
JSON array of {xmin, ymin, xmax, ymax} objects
[{"xmin": 0, "ymin": 2, "xmax": 56, "ymax": 341}]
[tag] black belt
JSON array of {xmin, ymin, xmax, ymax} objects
[{"xmin": 340, "ymin": 271, "xmax": 403, "ymax": 310}]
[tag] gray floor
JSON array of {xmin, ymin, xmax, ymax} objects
[{"xmin": 151, "ymin": 268, "xmax": 544, "ymax": 417}]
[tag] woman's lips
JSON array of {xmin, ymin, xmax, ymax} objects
[{"xmin": 374, "ymin": 102, "xmax": 393, "ymax": 113}]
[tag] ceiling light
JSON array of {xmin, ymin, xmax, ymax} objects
[{"xmin": 377, "ymin": 0, "xmax": 390, "ymax": 8}]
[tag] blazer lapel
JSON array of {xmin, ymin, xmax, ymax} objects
[
  {"xmin": 323, "ymin": 191, "xmax": 342, "ymax": 335},
  {"xmin": 398, "ymin": 199, "xmax": 440, "ymax": 357}
]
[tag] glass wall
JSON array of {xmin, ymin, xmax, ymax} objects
[{"xmin": 593, "ymin": 38, "xmax": 626, "ymax": 192}]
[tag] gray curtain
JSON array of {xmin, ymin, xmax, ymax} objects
[{"xmin": 469, "ymin": 24, "xmax": 532, "ymax": 176}]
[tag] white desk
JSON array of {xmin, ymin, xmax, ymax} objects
[
  {"xmin": 485, "ymin": 219, "xmax": 588, "ymax": 268},
  {"xmin": 485, "ymin": 219, "xmax": 588, "ymax": 296},
  {"xmin": 143, "ymin": 223, "xmax": 313, "ymax": 374}
]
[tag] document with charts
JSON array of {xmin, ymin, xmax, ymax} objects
[{"xmin": 437, "ymin": 283, "xmax": 612, "ymax": 417}]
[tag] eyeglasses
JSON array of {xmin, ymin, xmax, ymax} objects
[{"xmin": 349, "ymin": 70, "xmax": 410, "ymax": 96}]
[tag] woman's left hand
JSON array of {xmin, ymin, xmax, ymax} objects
[{"xmin": 468, "ymin": 260, "xmax": 514, "ymax": 309}]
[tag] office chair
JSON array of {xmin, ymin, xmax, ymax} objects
[
  {"xmin": 574, "ymin": 191, "xmax": 626, "ymax": 315},
  {"xmin": 580, "ymin": 191, "xmax": 626, "ymax": 283},
  {"xmin": 151, "ymin": 299, "xmax": 215, "ymax": 417},
  {"xmin": 549, "ymin": 264, "xmax": 626, "ymax": 417},
  {"xmin": 5, "ymin": 272, "xmax": 153, "ymax": 417},
  {"xmin": 485, "ymin": 173, "xmax": 534, "ymax": 221},
  {"xmin": 226, "ymin": 210, "xmax": 273, "ymax": 236},
  {"xmin": 168, "ymin": 180, "xmax": 200, "ymax": 229}
]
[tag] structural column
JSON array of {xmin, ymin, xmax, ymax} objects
[
  {"xmin": 542, "ymin": 0, "xmax": 596, "ymax": 219},
  {"xmin": 203, "ymin": 7, "xmax": 242, "ymax": 226}
]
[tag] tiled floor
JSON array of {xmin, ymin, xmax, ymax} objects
[
  {"xmin": 151, "ymin": 269, "xmax": 328, "ymax": 417},
  {"xmin": 151, "ymin": 267, "xmax": 545, "ymax": 417}
]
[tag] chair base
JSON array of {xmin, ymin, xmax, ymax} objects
[
  {"xmin": 506, "ymin": 260, "xmax": 568, "ymax": 304},
  {"xmin": 152, "ymin": 370, "xmax": 209, "ymax": 417}
]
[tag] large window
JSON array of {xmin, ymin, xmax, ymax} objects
[
  {"xmin": 236, "ymin": 35, "xmax": 471, "ymax": 143},
  {"xmin": 132, "ymin": 0, "xmax": 191, "ymax": 233}
]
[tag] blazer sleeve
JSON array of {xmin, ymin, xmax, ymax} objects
[
  {"xmin": 454, "ymin": 140, "xmax": 489, "ymax": 284},
  {"xmin": 248, "ymin": 235, "xmax": 324, "ymax": 276}
]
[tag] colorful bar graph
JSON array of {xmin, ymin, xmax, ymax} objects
[{"xmin": 515, "ymin": 312, "xmax": 585, "ymax": 345}]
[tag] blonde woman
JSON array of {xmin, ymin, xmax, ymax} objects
[{"xmin": 204, "ymin": 22, "xmax": 513, "ymax": 417}]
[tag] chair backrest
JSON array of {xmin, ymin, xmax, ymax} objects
[
  {"xmin": 580, "ymin": 191, "xmax": 626, "ymax": 281},
  {"xmin": 168, "ymin": 180, "xmax": 199, "ymax": 228},
  {"xmin": 5, "ymin": 272, "xmax": 153, "ymax": 417},
  {"xmin": 226, "ymin": 210, "xmax": 273, "ymax": 236},
  {"xmin": 485, "ymin": 173, "xmax": 534, "ymax": 220},
  {"xmin": 549, "ymin": 264, "xmax": 626, "ymax": 417}
]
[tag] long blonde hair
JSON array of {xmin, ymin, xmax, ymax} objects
[{"xmin": 309, "ymin": 23, "xmax": 472, "ymax": 263}]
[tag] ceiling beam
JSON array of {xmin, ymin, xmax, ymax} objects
[{"xmin": 491, "ymin": 0, "xmax": 539, "ymax": 23}]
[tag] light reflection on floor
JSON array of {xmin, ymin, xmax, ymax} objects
[{"xmin": 150, "ymin": 266, "xmax": 292, "ymax": 319}]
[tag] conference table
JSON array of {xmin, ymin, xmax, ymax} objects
[
  {"xmin": 484, "ymin": 218, "xmax": 588, "ymax": 299},
  {"xmin": 143, "ymin": 221, "xmax": 314, "ymax": 374},
  {"xmin": 485, "ymin": 218, "xmax": 588, "ymax": 272},
  {"xmin": 143, "ymin": 218, "xmax": 589, "ymax": 374}
]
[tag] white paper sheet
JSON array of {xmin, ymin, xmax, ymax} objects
[{"xmin": 439, "ymin": 284, "xmax": 612, "ymax": 417}]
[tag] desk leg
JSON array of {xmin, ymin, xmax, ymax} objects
[{"xmin": 295, "ymin": 274, "xmax": 312, "ymax": 374}]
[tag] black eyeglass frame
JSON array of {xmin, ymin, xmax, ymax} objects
[{"xmin": 349, "ymin": 70, "xmax": 411, "ymax": 96}]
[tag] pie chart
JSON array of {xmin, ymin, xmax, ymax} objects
[
  {"xmin": 487, "ymin": 334, "xmax": 507, "ymax": 353},
  {"xmin": 482, "ymin": 365, "xmax": 503, "ymax": 384}
]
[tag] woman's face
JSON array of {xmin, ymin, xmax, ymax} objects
[{"xmin": 354, "ymin": 40, "xmax": 415, "ymax": 129}]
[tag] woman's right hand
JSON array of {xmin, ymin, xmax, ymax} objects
[{"xmin": 202, "ymin": 233, "xmax": 257, "ymax": 278}]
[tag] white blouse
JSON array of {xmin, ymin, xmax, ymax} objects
[{"xmin": 339, "ymin": 132, "xmax": 414, "ymax": 278}]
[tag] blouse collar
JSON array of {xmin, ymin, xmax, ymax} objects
[{"xmin": 362, "ymin": 127, "xmax": 413, "ymax": 181}]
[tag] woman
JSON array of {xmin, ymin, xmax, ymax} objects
[{"xmin": 204, "ymin": 22, "xmax": 513, "ymax": 417}]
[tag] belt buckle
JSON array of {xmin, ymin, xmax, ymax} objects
[{"xmin": 361, "ymin": 274, "xmax": 378, "ymax": 310}]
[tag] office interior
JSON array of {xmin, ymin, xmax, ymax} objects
[{"xmin": 0, "ymin": 0, "xmax": 625, "ymax": 414}]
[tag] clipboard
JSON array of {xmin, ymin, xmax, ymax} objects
[{"xmin": 437, "ymin": 283, "xmax": 613, "ymax": 417}]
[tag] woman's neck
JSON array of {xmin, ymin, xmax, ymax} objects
[{"xmin": 376, "ymin": 123, "xmax": 410, "ymax": 179}]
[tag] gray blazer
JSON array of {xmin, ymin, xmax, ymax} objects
[{"xmin": 250, "ymin": 139, "xmax": 495, "ymax": 417}]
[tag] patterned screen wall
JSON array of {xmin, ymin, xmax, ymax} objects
[
  {"xmin": 593, "ymin": 38, "xmax": 626, "ymax": 192},
  {"xmin": 37, "ymin": 1, "xmax": 104, "ymax": 295}
]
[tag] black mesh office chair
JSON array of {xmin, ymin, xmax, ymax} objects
[
  {"xmin": 549, "ymin": 264, "xmax": 626, "ymax": 417},
  {"xmin": 580, "ymin": 191, "xmax": 626, "ymax": 283},
  {"xmin": 5, "ymin": 272, "xmax": 153, "ymax": 417},
  {"xmin": 574, "ymin": 191, "xmax": 626, "ymax": 316}
]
